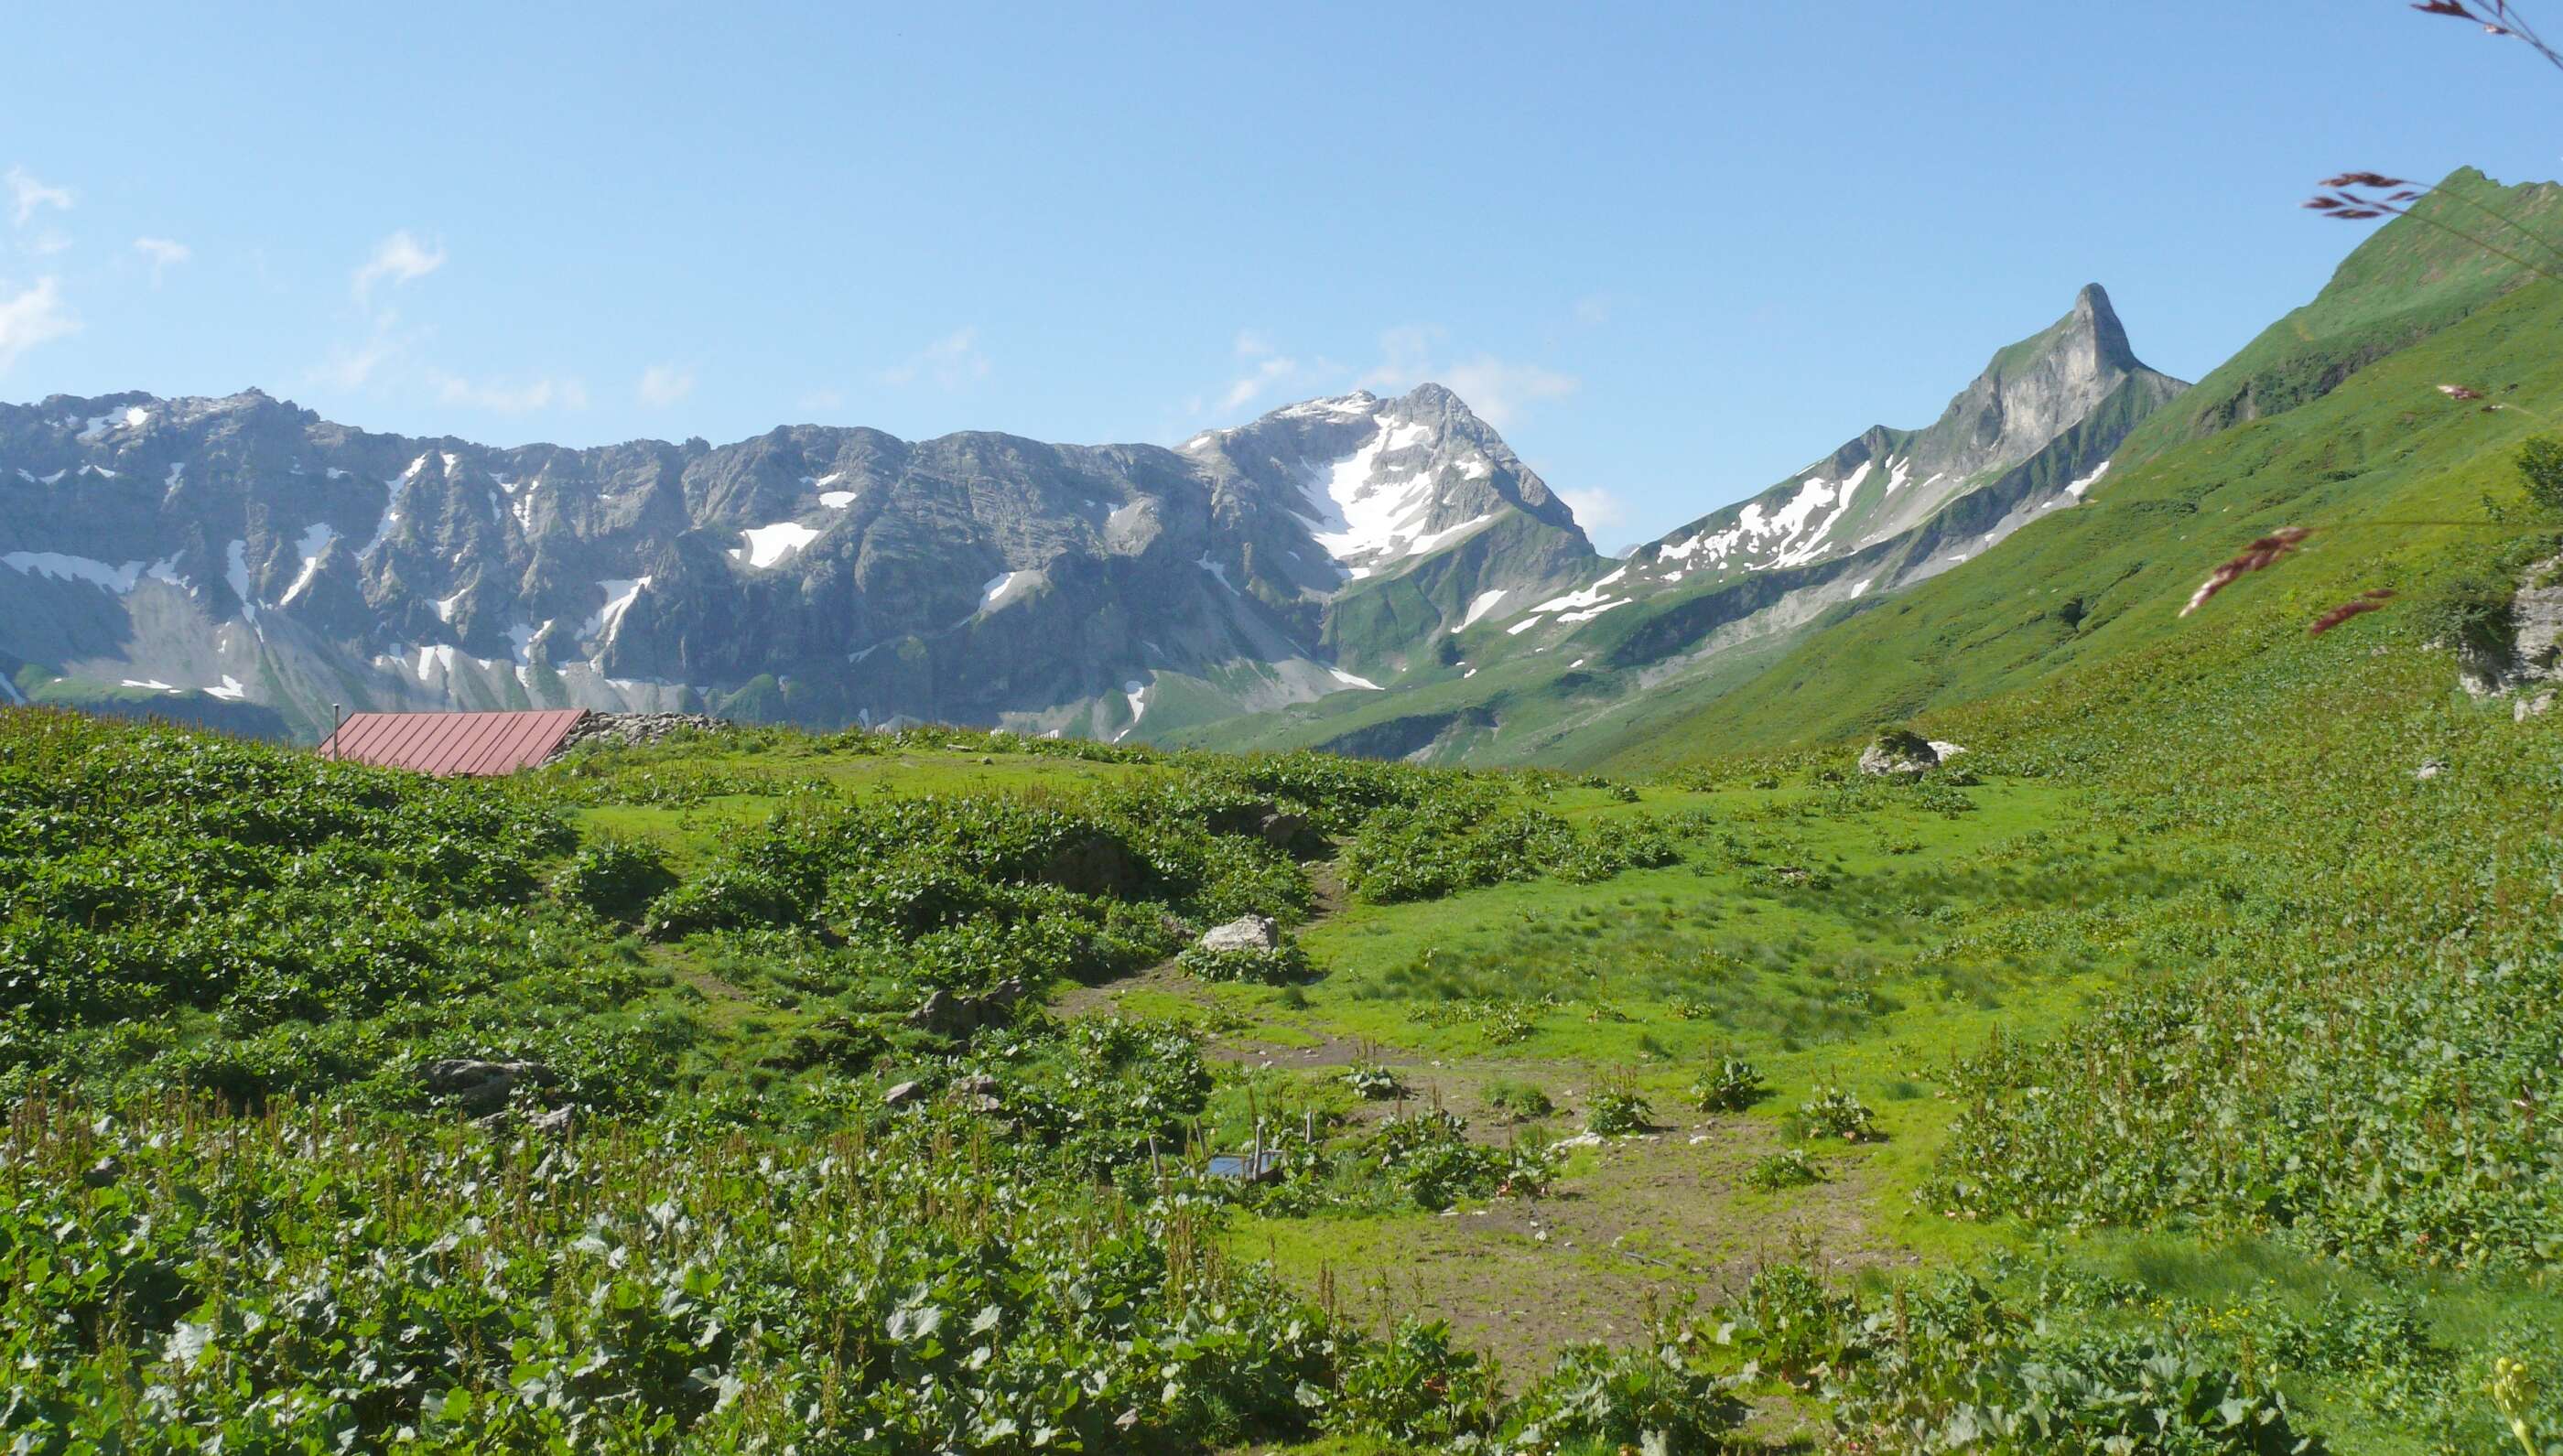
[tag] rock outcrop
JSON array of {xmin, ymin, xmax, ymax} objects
[
  {"xmin": 1196, "ymin": 914, "xmax": 1282, "ymax": 954},
  {"xmin": 421, "ymin": 1058, "xmax": 554, "ymax": 1115},
  {"xmin": 1858, "ymin": 730, "xmax": 1940, "ymax": 776},
  {"xmin": 2456, "ymin": 555, "xmax": 2563, "ymax": 718}
]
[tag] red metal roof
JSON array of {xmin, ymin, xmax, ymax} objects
[{"xmin": 316, "ymin": 708, "xmax": 587, "ymax": 777}]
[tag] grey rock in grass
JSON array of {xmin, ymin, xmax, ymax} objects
[
  {"xmin": 1197, "ymin": 914, "xmax": 1281, "ymax": 954},
  {"xmin": 903, "ymin": 977, "xmax": 1027, "ymax": 1038},
  {"xmin": 422, "ymin": 1058, "xmax": 553, "ymax": 1115},
  {"xmin": 904, "ymin": 989, "xmax": 967, "ymax": 1036},
  {"xmin": 1256, "ymin": 810, "xmax": 1310, "ymax": 852},
  {"xmin": 1857, "ymin": 732, "xmax": 1939, "ymax": 776}
]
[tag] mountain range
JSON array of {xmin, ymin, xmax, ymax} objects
[
  {"xmin": 2, "ymin": 283, "xmax": 2181, "ymax": 750},
  {"xmin": 0, "ymin": 383, "xmax": 1591, "ymax": 740}
]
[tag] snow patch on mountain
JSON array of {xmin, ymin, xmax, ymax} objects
[
  {"xmin": 979, "ymin": 569, "xmax": 1038, "ymax": 611},
  {"xmin": 731, "ymin": 521, "xmax": 820, "ymax": 568},
  {"xmin": 278, "ymin": 523, "xmax": 337, "ymax": 606},
  {"xmin": 1289, "ymin": 408, "xmax": 1488, "ymax": 576},
  {"xmin": 5, "ymin": 551, "xmax": 145, "ymax": 592},
  {"xmin": 586, "ymin": 578, "xmax": 650, "ymax": 643}
]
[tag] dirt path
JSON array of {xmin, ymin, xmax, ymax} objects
[{"xmin": 1051, "ymin": 860, "xmax": 1915, "ymax": 1386}]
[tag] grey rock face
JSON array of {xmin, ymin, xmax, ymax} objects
[
  {"xmin": 1197, "ymin": 914, "xmax": 1282, "ymax": 953},
  {"xmin": 0, "ymin": 383, "xmax": 1595, "ymax": 742},
  {"xmin": 2456, "ymin": 555, "xmax": 2563, "ymax": 705}
]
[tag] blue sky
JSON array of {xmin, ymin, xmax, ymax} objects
[{"xmin": 3, "ymin": 2, "xmax": 2557, "ymax": 549}]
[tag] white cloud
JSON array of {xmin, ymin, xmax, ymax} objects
[
  {"xmin": 637, "ymin": 363, "xmax": 696, "ymax": 408},
  {"xmin": 1573, "ymin": 294, "xmax": 1614, "ymax": 326},
  {"xmin": 432, "ymin": 372, "xmax": 589, "ymax": 414},
  {"xmin": 5, "ymin": 167, "xmax": 71, "ymax": 227},
  {"xmin": 1233, "ymin": 329, "xmax": 1277, "ymax": 359},
  {"xmin": 1355, "ymin": 324, "xmax": 1444, "ymax": 392},
  {"xmin": 309, "ymin": 314, "xmax": 404, "ymax": 391},
  {"xmin": 1353, "ymin": 325, "xmax": 1579, "ymax": 428},
  {"xmin": 1439, "ymin": 357, "xmax": 1580, "ymax": 429},
  {"xmin": 796, "ymin": 385, "xmax": 846, "ymax": 415},
  {"xmin": 0, "ymin": 277, "xmax": 78, "ymax": 373},
  {"xmin": 134, "ymin": 236, "xmax": 190, "ymax": 285},
  {"xmin": 879, "ymin": 328, "xmax": 990, "ymax": 390},
  {"xmin": 1557, "ymin": 487, "xmax": 1627, "ymax": 532},
  {"xmin": 1221, "ymin": 354, "xmax": 1301, "ymax": 412},
  {"xmin": 352, "ymin": 230, "xmax": 445, "ymax": 302},
  {"xmin": 26, "ymin": 231, "xmax": 71, "ymax": 258},
  {"xmin": 314, "ymin": 232, "xmax": 444, "ymax": 393}
]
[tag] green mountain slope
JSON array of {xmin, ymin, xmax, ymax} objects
[
  {"xmin": 1603, "ymin": 167, "xmax": 2563, "ymax": 770},
  {"xmin": 2119, "ymin": 166, "xmax": 2563, "ymax": 461}
]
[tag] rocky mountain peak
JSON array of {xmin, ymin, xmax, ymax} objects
[
  {"xmin": 1184, "ymin": 384, "xmax": 1588, "ymax": 586},
  {"xmin": 1588, "ymin": 285, "xmax": 2187, "ymax": 609},
  {"xmin": 2069, "ymin": 282, "xmax": 2141, "ymax": 376}
]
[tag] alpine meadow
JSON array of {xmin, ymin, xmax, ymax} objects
[{"xmin": 7, "ymin": 4, "xmax": 2563, "ymax": 1453}]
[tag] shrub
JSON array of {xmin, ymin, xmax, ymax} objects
[
  {"xmin": 1795, "ymin": 1084, "xmax": 1879, "ymax": 1142},
  {"xmin": 2411, "ymin": 570, "xmax": 2521, "ymax": 658},
  {"xmin": 1175, "ymin": 942, "xmax": 1312, "ymax": 985},
  {"xmin": 1870, "ymin": 726, "xmax": 1934, "ymax": 762},
  {"xmin": 2518, "ymin": 434, "xmax": 2563, "ymax": 512},
  {"xmin": 1344, "ymin": 1062, "xmax": 1403, "ymax": 1100},
  {"xmin": 1481, "ymin": 1078, "xmax": 1554, "ymax": 1121},
  {"xmin": 1353, "ymin": 1110, "xmax": 1554, "ymax": 1210},
  {"xmin": 1584, "ymin": 1084, "xmax": 1653, "ymax": 1135},
  {"xmin": 554, "ymin": 837, "xmax": 677, "ymax": 922},
  {"xmin": 1321, "ymin": 1318, "xmax": 1503, "ymax": 1443},
  {"xmin": 1746, "ymin": 1149, "xmax": 1822, "ymax": 1191},
  {"xmin": 1502, "ymin": 1325, "xmax": 1747, "ymax": 1452},
  {"xmin": 1482, "ymin": 1001, "xmax": 1535, "ymax": 1044},
  {"xmin": 1690, "ymin": 1056, "xmax": 1766, "ymax": 1112}
]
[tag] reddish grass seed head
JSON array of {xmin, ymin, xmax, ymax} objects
[
  {"xmin": 2311, "ymin": 597, "xmax": 2393, "ymax": 634},
  {"xmin": 2180, "ymin": 528, "xmax": 2312, "ymax": 618}
]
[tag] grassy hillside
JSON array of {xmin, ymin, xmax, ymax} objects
[
  {"xmin": 7, "ymin": 664, "xmax": 2560, "ymax": 1451},
  {"xmin": 2118, "ymin": 167, "xmax": 2563, "ymax": 462},
  {"xmin": 1611, "ymin": 172, "xmax": 2563, "ymax": 766}
]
